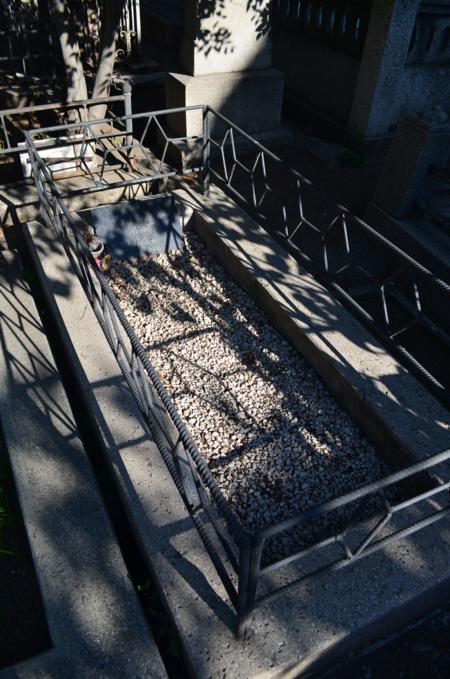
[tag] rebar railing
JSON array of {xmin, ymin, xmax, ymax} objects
[
  {"xmin": 25, "ymin": 115, "xmax": 250, "ymax": 633},
  {"xmin": 205, "ymin": 107, "xmax": 450, "ymax": 409},
  {"xmin": 0, "ymin": 85, "xmax": 132, "ymax": 176},
  {"xmin": 25, "ymin": 105, "xmax": 450, "ymax": 636}
]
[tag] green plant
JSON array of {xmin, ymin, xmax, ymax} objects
[{"xmin": 112, "ymin": 136, "xmax": 125, "ymax": 148}]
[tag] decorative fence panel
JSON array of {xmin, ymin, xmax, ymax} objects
[{"xmin": 24, "ymin": 104, "xmax": 450, "ymax": 637}]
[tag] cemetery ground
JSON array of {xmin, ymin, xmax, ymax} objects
[{"xmin": 2, "ymin": 406, "xmax": 450, "ymax": 679}]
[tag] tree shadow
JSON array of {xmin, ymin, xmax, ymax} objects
[
  {"xmin": 106, "ymin": 200, "xmax": 450, "ymax": 559},
  {"xmin": 4, "ymin": 3, "xmax": 450, "ymax": 672},
  {"xmin": 0, "ymin": 248, "xmax": 166, "ymax": 676},
  {"xmin": 196, "ymin": 0, "xmax": 271, "ymax": 56},
  {"xmin": 7, "ymin": 202, "xmax": 450, "ymax": 678}
]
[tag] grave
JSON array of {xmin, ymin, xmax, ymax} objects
[{"xmin": 20, "ymin": 102, "xmax": 450, "ymax": 677}]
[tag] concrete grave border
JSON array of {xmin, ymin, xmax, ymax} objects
[
  {"xmin": 21, "ymin": 191, "xmax": 450, "ymax": 677},
  {"xmin": 0, "ymin": 250, "xmax": 167, "ymax": 679}
]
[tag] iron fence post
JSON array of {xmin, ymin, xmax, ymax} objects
[
  {"xmin": 236, "ymin": 539, "xmax": 252, "ymax": 638},
  {"xmin": 134, "ymin": 0, "xmax": 142, "ymax": 54},
  {"xmin": 123, "ymin": 81, "xmax": 133, "ymax": 156},
  {"xmin": 247, "ymin": 537, "xmax": 264, "ymax": 615},
  {"xmin": 202, "ymin": 106, "xmax": 210, "ymax": 197}
]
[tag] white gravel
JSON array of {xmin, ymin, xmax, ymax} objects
[{"xmin": 109, "ymin": 231, "xmax": 388, "ymax": 559}]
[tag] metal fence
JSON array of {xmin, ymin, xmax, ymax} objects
[
  {"xmin": 206, "ymin": 109, "xmax": 450, "ymax": 409},
  {"xmin": 25, "ymin": 105, "xmax": 450, "ymax": 636},
  {"xmin": 0, "ymin": 0, "xmax": 55, "ymax": 79},
  {"xmin": 273, "ymin": 0, "xmax": 372, "ymax": 57},
  {"xmin": 120, "ymin": 0, "xmax": 142, "ymax": 56},
  {"xmin": 0, "ymin": 0, "xmax": 140, "ymax": 84},
  {"xmin": 0, "ymin": 0, "xmax": 40, "ymax": 31},
  {"xmin": 0, "ymin": 85, "xmax": 132, "ymax": 178},
  {"xmin": 75, "ymin": 0, "xmax": 141, "ymax": 61}
]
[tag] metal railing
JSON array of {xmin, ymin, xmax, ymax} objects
[
  {"xmin": 0, "ymin": 0, "xmax": 40, "ymax": 31},
  {"xmin": 273, "ymin": 0, "xmax": 372, "ymax": 57},
  {"xmin": 25, "ymin": 106, "xmax": 450, "ymax": 636},
  {"xmin": 74, "ymin": 0, "xmax": 141, "ymax": 61},
  {"xmin": 0, "ymin": 0, "xmax": 55, "ymax": 78},
  {"xmin": 0, "ymin": 85, "xmax": 132, "ymax": 176},
  {"xmin": 120, "ymin": 0, "xmax": 142, "ymax": 56},
  {"xmin": 0, "ymin": 27, "xmax": 54, "ymax": 75},
  {"xmin": 206, "ymin": 108, "xmax": 450, "ymax": 408}
]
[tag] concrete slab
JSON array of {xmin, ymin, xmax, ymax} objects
[
  {"xmin": 0, "ymin": 250, "xmax": 166, "ymax": 678},
  {"xmin": 304, "ymin": 137, "xmax": 349, "ymax": 167},
  {"xmin": 166, "ymin": 69, "xmax": 285, "ymax": 137},
  {"xmin": 79, "ymin": 194, "xmax": 185, "ymax": 257},
  {"xmin": 159, "ymin": 126, "xmax": 293, "ymax": 174},
  {"xmin": 0, "ymin": 169, "xmax": 152, "ymax": 230},
  {"xmin": 24, "ymin": 218, "xmax": 450, "ymax": 679}
]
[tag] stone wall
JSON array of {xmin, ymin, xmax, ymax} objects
[
  {"xmin": 397, "ymin": 1, "xmax": 450, "ymax": 122},
  {"xmin": 273, "ymin": 28, "xmax": 360, "ymax": 124},
  {"xmin": 399, "ymin": 65, "xmax": 450, "ymax": 122},
  {"xmin": 153, "ymin": 0, "xmax": 450, "ymax": 139},
  {"xmin": 272, "ymin": 0, "xmax": 371, "ymax": 128},
  {"xmin": 272, "ymin": 0, "xmax": 450, "ymax": 138}
]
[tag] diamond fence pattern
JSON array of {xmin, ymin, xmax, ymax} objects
[
  {"xmin": 24, "ymin": 105, "xmax": 450, "ymax": 637},
  {"xmin": 206, "ymin": 108, "xmax": 450, "ymax": 407}
]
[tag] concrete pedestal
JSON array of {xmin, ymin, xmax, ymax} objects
[
  {"xmin": 180, "ymin": 0, "xmax": 272, "ymax": 75},
  {"xmin": 166, "ymin": 68, "xmax": 285, "ymax": 137},
  {"xmin": 165, "ymin": 0, "xmax": 291, "ymax": 148}
]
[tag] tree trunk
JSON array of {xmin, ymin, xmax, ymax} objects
[
  {"xmin": 89, "ymin": 0, "xmax": 124, "ymax": 119},
  {"xmin": 48, "ymin": 0, "xmax": 88, "ymax": 102}
]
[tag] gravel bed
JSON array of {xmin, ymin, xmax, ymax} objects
[{"xmin": 109, "ymin": 230, "xmax": 389, "ymax": 561}]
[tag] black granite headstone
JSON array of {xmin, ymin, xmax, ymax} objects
[{"xmin": 79, "ymin": 194, "xmax": 184, "ymax": 258}]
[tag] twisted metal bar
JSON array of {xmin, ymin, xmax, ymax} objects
[
  {"xmin": 24, "ymin": 105, "xmax": 450, "ymax": 634},
  {"xmin": 206, "ymin": 106, "xmax": 450, "ymax": 405}
]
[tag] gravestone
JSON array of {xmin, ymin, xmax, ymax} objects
[
  {"xmin": 369, "ymin": 107, "xmax": 450, "ymax": 219},
  {"xmin": 79, "ymin": 194, "xmax": 185, "ymax": 258}
]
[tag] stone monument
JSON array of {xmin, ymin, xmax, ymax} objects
[{"xmin": 165, "ymin": 0, "xmax": 290, "ymax": 146}]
